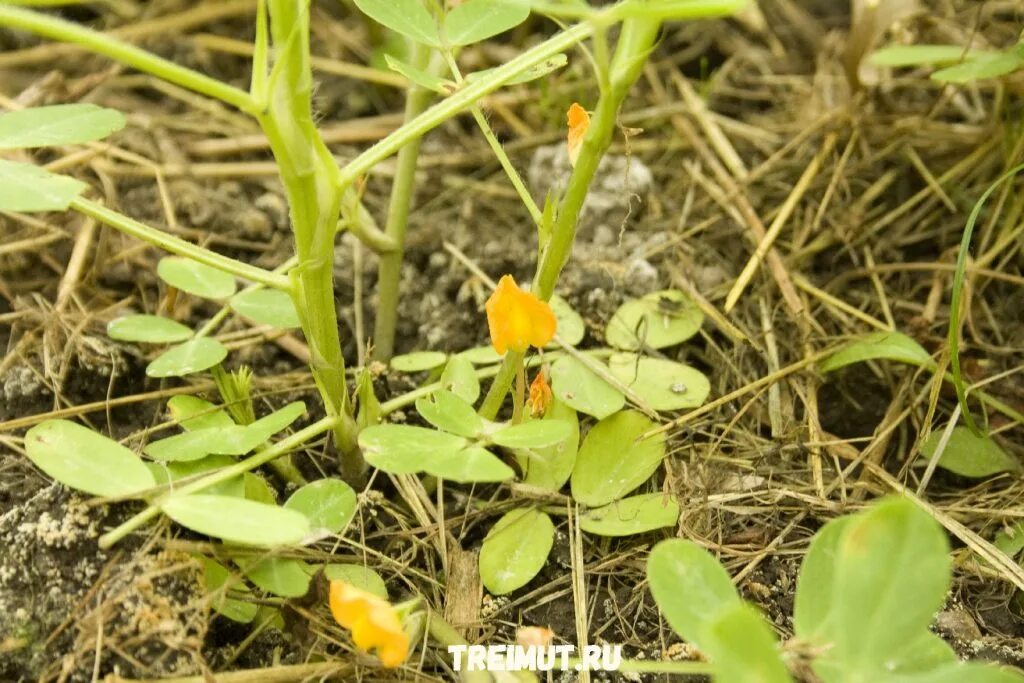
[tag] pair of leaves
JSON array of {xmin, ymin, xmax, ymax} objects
[
  {"xmin": 0, "ymin": 104, "xmax": 125, "ymax": 213},
  {"xmin": 145, "ymin": 401, "xmax": 306, "ymax": 462},
  {"xmin": 648, "ymin": 540, "xmax": 790, "ymax": 682},
  {"xmin": 161, "ymin": 475, "xmax": 355, "ymax": 548},
  {"xmin": 354, "ymin": 0, "xmax": 528, "ymax": 48},
  {"xmin": 869, "ymin": 44, "xmax": 1024, "ymax": 83}
]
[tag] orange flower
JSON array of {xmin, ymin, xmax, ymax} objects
[
  {"xmin": 485, "ymin": 275, "xmax": 557, "ymax": 355},
  {"xmin": 566, "ymin": 102, "xmax": 590, "ymax": 168},
  {"xmin": 528, "ymin": 369, "xmax": 552, "ymax": 418},
  {"xmin": 517, "ymin": 626, "xmax": 555, "ymax": 648},
  {"xmin": 329, "ymin": 581, "xmax": 409, "ymax": 668}
]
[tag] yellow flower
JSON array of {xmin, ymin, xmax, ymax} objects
[
  {"xmin": 329, "ymin": 580, "xmax": 409, "ymax": 668},
  {"xmin": 566, "ymin": 102, "xmax": 590, "ymax": 168},
  {"xmin": 485, "ymin": 275, "xmax": 557, "ymax": 355},
  {"xmin": 528, "ymin": 369, "xmax": 552, "ymax": 418}
]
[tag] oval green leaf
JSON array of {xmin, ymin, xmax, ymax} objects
[
  {"xmin": 391, "ymin": 350, "xmax": 447, "ymax": 372},
  {"xmin": 0, "ymin": 103, "xmax": 125, "ymax": 149},
  {"xmin": 516, "ymin": 399, "xmax": 579, "ymax": 492},
  {"xmin": 443, "ymin": 0, "xmax": 529, "ymax": 46},
  {"xmin": 416, "ymin": 389, "xmax": 485, "ymax": 438},
  {"xmin": 160, "ymin": 494, "xmax": 311, "ymax": 546},
  {"xmin": 353, "ymin": 0, "xmax": 441, "ymax": 47},
  {"xmin": 238, "ymin": 557, "xmax": 312, "ymax": 598},
  {"xmin": 608, "ymin": 353, "xmax": 711, "ymax": 411},
  {"xmin": 605, "ymin": 290, "xmax": 703, "ymax": 351},
  {"xmin": 359, "ymin": 424, "xmax": 468, "ymax": 474},
  {"xmin": 491, "ymin": 419, "xmax": 573, "ymax": 449},
  {"xmin": 932, "ymin": 52, "xmax": 1024, "ymax": 83},
  {"xmin": 0, "ymin": 159, "xmax": 86, "ymax": 212},
  {"xmin": 284, "ymin": 479, "xmax": 357, "ymax": 534},
  {"xmin": 146, "ymin": 337, "xmax": 228, "ymax": 378},
  {"xmin": 919, "ymin": 426, "xmax": 1019, "ymax": 478},
  {"xmin": 157, "ymin": 256, "xmax": 237, "ymax": 300},
  {"xmin": 819, "ymin": 331, "xmax": 931, "ymax": 373},
  {"xmin": 580, "ymin": 493, "xmax": 680, "ymax": 537},
  {"xmin": 107, "ymin": 314, "xmax": 193, "ymax": 344},
  {"xmin": 148, "ymin": 454, "xmax": 244, "ymax": 497},
  {"xmin": 571, "ymin": 410, "xmax": 665, "ymax": 507},
  {"xmin": 479, "ymin": 508, "xmax": 554, "ymax": 595},
  {"xmin": 441, "ymin": 354, "xmax": 480, "ymax": 404},
  {"xmin": 229, "ymin": 289, "xmax": 300, "ymax": 329},
  {"xmin": 550, "ymin": 356, "xmax": 625, "ymax": 419},
  {"xmin": 425, "ymin": 446, "xmax": 515, "ymax": 483},
  {"xmin": 702, "ymin": 604, "xmax": 793, "ymax": 683},
  {"xmin": 460, "ymin": 345, "xmax": 503, "ymax": 365},
  {"xmin": 647, "ymin": 539, "xmax": 741, "ymax": 649},
  {"xmin": 324, "ymin": 564, "xmax": 388, "ymax": 599},
  {"xmin": 24, "ymin": 419, "xmax": 155, "ymax": 498},
  {"xmin": 167, "ymin": 395, "xmax": 234, "ymax": 431}
]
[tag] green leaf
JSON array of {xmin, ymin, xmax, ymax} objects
[
  {"xmin": 571, "ymin": 410, "xmax": 665, "ymax": 507},
  {"xmin": 443, "ymin": 0, "xmax": 528, "ymax": 46},
  {"xmin": 919, "ymin": 426, "xmax": 1019, "ymax": 478},
  {"xmin": 243, "ymin": 473, "xmax": 277, "ymax": 504},
  {"xmin": 459, "ymin": 345, "xmax": 503, "ymax": 365},
  {"xmin": 146, "ymin": 425, "xmax": 254, "ymax": 462},
  {"xmin": 892, "ymin": 632, "xmax": 959, "ymax": 675},
  {"xmin": 107, "ymin": 314, "xmax": 193, "ymax": 343},
  {"xmin": 229, "ymin": 289, "xmax": 300, "ymax": 329},
  {"xmin": 550, "ymin": 356, "xmax": 625, "ymax": 419},
  {"xmin": 466, "ymin": 53, "xmax": 569, "ymax": 86},
  {"xmin": 0, "ymin": 159, "xmax": 86, "ymax": 212},
  {"xmin": 384, "ymin": 53, "xmax": 451, "ymax": 93},
  {"xmin": 360, "ymin": 424, "xmax": 468, "ymax": 474},
  {"xmin": 794, "ymin": 497, "xmax": 951, "ymax": 678},
  {"xmin": 391, "ymin": 350, "xmax": 447, "ymax": 372},
  {"xmin": 608, "ymin": 353, "xmax": 710, "ymax": 411},
  {"xmin": 869, "ymin": 45, "xmax": 982, "ymax": 67},
  {"xmin": 701, "ymin": 604, "xmax": 793, "ymax": 683},
  {"xmin": 615, "ymin": 0, "xmax": 748, "ymax": 20},
  {"xmin": 167, "ymin": 395, "xmax": 234, "ymax": 431},
  {"xmin": 516, "ymin": 399, "xmax": 578, "ymax": 491},
  {"xmin": 416, "ymin": 389, "xmax": 485, "ymax": 438},
  {"xmin": 284, "ymin": 479, "xmax": 357, "ymax": 534},
  {"xmin": 200, "ymin": 557, "xmax": 257, "ymax": 623},
  {"xmin": 353, "ymin": 0, "xmax": 441, "ymax": 47},
  {"xmin": 819, "ymin": 331, "xmax": 931, "ymax": 373},
  {"xmin": 932, "ymin": 52, "xmax": 1024, "ymax": 83},
  {"xmin": 148, "ymin": 454, "xmax": 244, "ymax": 497},
  {"xmin": 24, "ymin": 419, "xmax": 155, "ymax": 498},
  {"xmin": 549, "ymin": 294, "xmax": 585, "ymax": 346},
  {"xmin": 440, "ymin": 354, "xmax": 480, "ymax": 404},
  {"xmin": 491, "ymin": 419, "xmax": 573, "ymax": 449},
  {"xmin": 157, "ymin": 256, "xmax": 237, "ymax": 300},
  {"xmin": 894, "ymin": 663, "xmax": 1024, "ymax": 683},
  {"xmin": 160, "ymin": 494, "xmax": 311, "ymax": 546},
  {"xmin": 324, "ymin": 564, "xmax": 388, "ymax": 599},
  {"xmin": 479, "ymin": 508, "xmax": 554, "ymax": 595},
  {"xmin": 994, "ymin": 523, "xmax": 1024, "ymax": 558},
  {"xmin": 579, "ymin": 493, "xmax": 679, "ymax": 537},
  {"xmin": 647, "ymin": 539, "xmax": 741, "ymax": 649},
  {"xmin": 238, "ymin": 557, "xmax": 312, "ymax": 598},
  {"xmin": 427, "ymin": 446, "xmax": 515, "ymax": 483},
  {"xmin": 146, "ymin": 337, "xmax": 228, "ymax": 378},
  {"xmin": 0, "ymin": 104, "xmax": 125, "ymax": 149},
  {"xmin": 247, "ymin": 401, "xmax": 306, "ymax": 441},
  {"xmin": 605, "ymin": 290, "xmax": 703, "ymax": 351}
]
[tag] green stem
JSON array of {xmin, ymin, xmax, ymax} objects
[
  {"xmin": 0, "ymin": 4, "xmax": 258, "ymax": 114},
  {"xmin": 99, "ymin": 415, "xmax": 339, "ymax": 548},
  {"xmin": 70, "ymin": 197, "xmax": 291, "ymax": 290},
  {"xmin": 372, "ymin": 40, "xmax": 436, "ymax": 362},
  {"xmin": 481, "ymin": 17, "xmax": 662, "ymax": 414}
]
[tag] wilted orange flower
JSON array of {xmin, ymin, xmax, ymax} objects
[
  {"xmin": 566, "ymin": 102, "xmax": 589, "ymax": 168},
  {"xmin": 485, "ymin": 275, "xmax": 557, "ymax": 355},
  {"xmin": 517, "ymin": 626, "xmax": 555, "ymax": 648},
  {"xmin": 329, "ymin": 581, "xmax": 409, "ymax": 668},
  {"xmin": 528, "ymin": 369, "xmax": 552, "ymax": 418}
]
